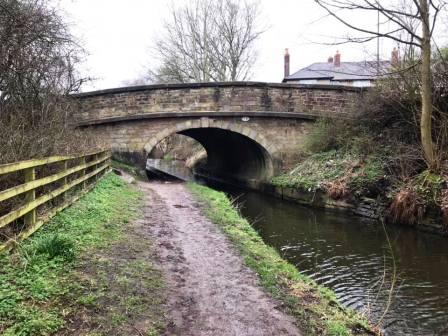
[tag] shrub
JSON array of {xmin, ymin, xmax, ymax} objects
[
  {"xmin": 414, "ymin": 170, "xmax": 445, "ymax": 203},
  {"xmin": 31, "ymin": 234, "xmax": 76, "ymax": 261},
  {"xmin": 304, "ymin": 118, "xmax": 341, "ymax": 154},
  {"xmin": 0, "ymin": 0, "xmax": 99, "ymax": 165}
]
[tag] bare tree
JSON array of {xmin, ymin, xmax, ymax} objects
[
  {"xmin": 314, "ymin": 0, "xmax": 446, "ymax": 170},
  {"xmin": 148, "ymin": 0, "xmax": 264, "ymax": 83},
  {"xmin": 0, "ymin": 0, "xmax": 96, "ymax": 164}
]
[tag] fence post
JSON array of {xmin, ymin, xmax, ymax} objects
[
  {"xmin": 62, "ymin": 160, "xmax": 68, "ymax": 201},
  {"xmin": 81, "ymin": 156, "xmax": 86, "ymax": 189},
  {"xmin": 24, "ymin": 167, "xmax": 36, "ymax": 226},
  {"xmin": 94, "ymin": 153, "xmax": 99, "ymax": 182},
  {"xmin": 107, "ymin": 151, "xmax": 111, "ymax": 173}
]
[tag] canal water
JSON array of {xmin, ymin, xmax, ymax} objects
[
  {"xmin": 234, "ymin": 190, "xmax": 448, "ymax": 336},
  {"xmin": 147, "ymin": 160, "xmax": 448, "ymax": 335}
]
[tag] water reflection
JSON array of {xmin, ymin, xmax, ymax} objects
[
  {"xmin": 235, "ymin": 191, "xmax": 448, "ymax": 336},
  {"xmin": 146, "ymin": 159, "xmax": 195, "ymax": 181}
]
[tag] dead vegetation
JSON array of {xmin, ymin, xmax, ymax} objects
[
  {"xmin": 387, "ymin": 187, "xmax": 425, "ymax": 225},
  {"xmin": 0, "ymin": 0, "xmax": 99, "ymax": 165},
  {"xmin": 277, "ymin": 45, "xmax": 448, "ymax": 227}
]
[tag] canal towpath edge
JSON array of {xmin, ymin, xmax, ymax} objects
[{"xmin": 144, "ymin": 180, "xmax": 302, "ymax": 335}]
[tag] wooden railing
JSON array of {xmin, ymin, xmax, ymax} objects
[{"xmin": 0, "ymin": 150, "xmax": 111, "ymax": 252}]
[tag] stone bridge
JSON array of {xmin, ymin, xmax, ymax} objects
[{"xmin": 74, "ymin": 82, "xmax": 362, "ymax": 182}]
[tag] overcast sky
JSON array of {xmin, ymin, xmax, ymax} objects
[{"xmin": 59, "ymin": 0, "xmax": 423, "ymax": 92}]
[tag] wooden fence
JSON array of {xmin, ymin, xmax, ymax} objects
[{"xmin": 0, "ymin": 150, "xmax": 111, "ymax": 252}]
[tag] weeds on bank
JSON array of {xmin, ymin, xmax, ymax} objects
[
  {"xmin": 189, "ymin": 183, "xmax": 376, "ymax": 336},
  {"xmin": 272, "ymin": 150, "xmax": 385, "ymax": 198},
  {"xmin": 275, "ymin": 117, "xmax": 447, "ymax": 227},
  {"xmin": 387, "ymin": 169, "xmax": 447, "ymax": 226},
  {"xmin": 0, "ymin": 173, "xmax": 164, "ymax": 336}
]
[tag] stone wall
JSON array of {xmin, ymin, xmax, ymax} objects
[
  {"xmin": 86, "ymin": 116, "xmax": 312, "ymax": 169},
  {"xmin": 73, "ymin": 82, "xmax": 363, "ymax": 124}
]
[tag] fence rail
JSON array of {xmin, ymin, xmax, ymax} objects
[{"xmin": 0, "ymin": 149, "xmax": 111, "ymax": 252}]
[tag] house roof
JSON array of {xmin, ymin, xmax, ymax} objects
[{"xmin": 284, "ymin": 61, "xmax": 391, "ymax": 82}]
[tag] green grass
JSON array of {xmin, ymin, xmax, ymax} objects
[
  {"xmin": 188, "ymin": 183, "xmax": 375, "ymax": 336},
  {"xmin": 272, "ymin": 150, "xmax": 349, "ymax": 191},
  {"xmin": 0, "ymin": 173, "xmax": 149, "ymax": 335}
]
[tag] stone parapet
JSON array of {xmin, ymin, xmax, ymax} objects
[{"xmin": 73, "ymin": 82, "xmax": 363, "ymax": 124}]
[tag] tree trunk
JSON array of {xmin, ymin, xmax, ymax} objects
[{"xmin": 420, "ymin": 0, "xmax": 435, "ymax": 169}]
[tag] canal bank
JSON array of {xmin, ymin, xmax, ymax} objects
[
  {"xmin": 195, "ymin": 169, "xmax": 446, "ymax": 236},
  {"xmin": 127, "ymin": 159, "xmax": 448, "ymax": 335},
  {"xmin": 188, "ymin": 183, "xmax": 375, "ymax": 336},
  {"xmin": 149, "ymin": 158, "xmax": 446, "ymax": 236},
  {"xmin": 224, "ymin": 186, "xmax": 448, "ymax": 336},
  {"xmin": 147, "ymin": 181, "xmax": 303, "ymax": 336},
  {"xmin": 260, "ymin": 181, "xmax": 444, "ymax": 235},
  {"xmin": 187, "ymin": 169, "xmax": 448, "ymax": 335}
]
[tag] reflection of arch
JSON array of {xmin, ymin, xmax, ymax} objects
[{"xmin": 144, "ymin": 118, "xmax": 279, "ymax": 181}]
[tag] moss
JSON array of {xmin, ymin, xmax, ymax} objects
[{"xmin": 188, "ymin": 183, "xmax": 375, "ymax": 336}]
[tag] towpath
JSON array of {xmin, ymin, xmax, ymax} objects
[{"xmin": 143, "ymin": 181, "xmax": 301, "ymax": 336}]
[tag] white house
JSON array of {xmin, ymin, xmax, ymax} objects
[{"xmin": 282, "ymin": 49, "xmax": 398, "ymax": 87}]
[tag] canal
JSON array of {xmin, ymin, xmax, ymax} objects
[
  {"xmin": 232, "ymin": 189, "xmax": 448, "ymax": 336},
  {"xmin": 147, "ymin": 160, "xmax": 448, "ymax": 335}
]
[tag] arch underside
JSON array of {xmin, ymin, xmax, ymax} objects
[
  {"xmin": 180, "ymin": 128, "xmax": 272, "ymax": 181},
  {"xmin": 145, "ymin": 120, "xmax": 277, "ymax": 182}
]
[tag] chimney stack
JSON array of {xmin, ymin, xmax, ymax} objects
[
  {"xmin": 334, "ymin": 50, "xmax": 341, "ymax": 67},
  {"xmin": 391, "ymin": 47, "xmax": 399, "ymax": 66},
  {"xmin": 284, "ymin": 48, "xmax": 290, "ymax": 78},
  {"xmin": 328, "ymin": 56, "xmax": 334, "ymax": 63}
]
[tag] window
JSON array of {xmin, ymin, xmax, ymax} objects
[
  {"xmin": 352, "ymin": 80, "xmax": 372, "ymax": 87},
  {"xmin": 298, "ymin": 79, "xmax": 318, "ymax": 84}
]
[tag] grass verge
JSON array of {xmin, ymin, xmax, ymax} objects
[
  {"xmin": 0, "ymin": 173, "xmax": 166, "ymax": 336},
  {"xmin": 188, "ymin": 183, "xmax": 376, "ymax": 336}
]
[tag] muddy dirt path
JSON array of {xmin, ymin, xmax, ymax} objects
[{"xmin": 143, "ymin": 181, "xmax": 301, "ymax": 336}]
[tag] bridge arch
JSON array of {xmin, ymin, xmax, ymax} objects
[
  {"xmin": 75, "ymin": 82, "xmax": 362, "ymax": 183},
  {"xmin": 143, "ymin": 118, "xmax": 279, "ymax": 181}
]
